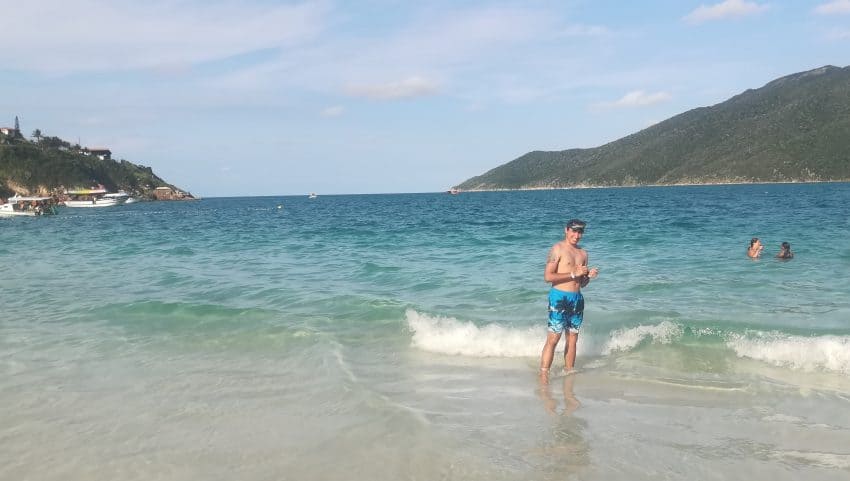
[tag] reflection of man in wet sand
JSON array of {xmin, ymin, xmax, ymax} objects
[
  {"xmin": 540, "ymin": 219, "xmax": 599, "ymax": 382},
  {"xmin": 533, "ymin": 373, "xmax": 589, "ymax": 471},
  {"xmin": 538, "ymin": 371, "xmax": 581, "ymax": 416}
]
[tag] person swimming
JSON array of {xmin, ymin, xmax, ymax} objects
[
  {"xmin": 776, "ymin": 242, "xmax": 793, "ymax": 260},
  {"xmin": 747, "ymin": 237, "xmax": 764, "ymax": 258}
]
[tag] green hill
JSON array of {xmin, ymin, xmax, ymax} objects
[
  {"xmin": 456, "ymin": 65, "xmax": 850, "ymax": 190},
  {"xmin": 0, "ymin": 130, "xmax": 191, "ymax": 200}
]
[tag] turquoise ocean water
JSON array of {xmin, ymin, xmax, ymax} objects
[{"xmin": 2, "ymin": 183, "xmax": 850, "ymax": 480}]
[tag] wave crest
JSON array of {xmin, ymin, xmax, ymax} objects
[
  {"xmin": 602, "ymin": 321, "xmax": 683, "ymax": 354},
  {"xmin": 406, "ymin": 309, "xmax": 539, "ymax": 357},
  {"xmin": 728, "ymin": 332, "xmax": 850, "ymax": 375},
  {"xmin": 406, "ymin": 310, "xmax": 850, "ymax": 375}
]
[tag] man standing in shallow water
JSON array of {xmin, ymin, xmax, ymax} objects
[{"xmin": 540, "ymin": 219, "xmax": 599, "ymax": 381}]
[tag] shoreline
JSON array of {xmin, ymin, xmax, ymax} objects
[{"xmin": 452, "ymin": 179, "xmax": 850, "ymax": 193}]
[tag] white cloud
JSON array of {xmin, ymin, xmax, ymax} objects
[
  {"xmin": 320, "ymin": 105, "xmax": 345, "ymax": 117},
  {"xmin": 595, "ymin": 90, "xmax": 672, "ymax": 110},
  {"xmin": 0, "ymin": 3, "xmax": 584, "ymax": 108},
  {"xmin": 559, "ymin": 24, "xmax": 612, "ymax": 37},
  {"xmin": 683, "ymin": 0, "xmax": 769, "ymax": 24},
  {"xmin": 825, "ymin": 28, "xmax": 850, "ymax": 39},
  {"xmin": 0, "ymin": 0, "xmax": 329, "ymax": 72},
  {"xmin": 814, "ymin": 1, "xmax": 850, "ymax": 15},
  {"xmin": 323, "ymin": 7, "xmax": 553, "ymax": 97},
  {"xmin": 176, "ymin": 5, "xmax": 554, "ymax": 104},
  {"xmin": 345, "ymin": 76, "xmax": 440, "ymax": 100}
]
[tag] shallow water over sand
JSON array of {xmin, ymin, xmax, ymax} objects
[{"xmin": 2, "ymin": 183, "xmax": 850, "ymax": 480}]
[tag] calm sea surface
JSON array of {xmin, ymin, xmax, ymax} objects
[{"xmin": 2, "ymin": 183, "xmax": 849, "ymax": 480}]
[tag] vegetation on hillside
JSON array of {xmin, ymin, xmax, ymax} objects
[
  {"xmin": 456, "ymin": 65, "xmax": 850, "ymax": 190},
  {"xmin": 0, "ymin": 127, "xmax": 187, "ymax": 199}
]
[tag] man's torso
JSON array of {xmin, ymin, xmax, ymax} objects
[{"xmin": 552, "ymin": 241, "xmax": 587, "ymax": 292}]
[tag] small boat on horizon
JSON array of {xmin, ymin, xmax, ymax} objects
[
  {"xmin": 308, "ymin": 192, "xmax": 317, "ymax": 199},
  {"xmin": 447, "ymin": 188, "xmax": 460, "ymax": 195}
]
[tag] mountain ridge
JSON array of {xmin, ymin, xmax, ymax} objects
[{"xmin": 456, "ymin": 65, "xmax": 850, "ymax": 190}]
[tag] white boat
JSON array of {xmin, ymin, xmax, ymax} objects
[
  {"xmin": 104, "ymin": 191, "xmax": 131, "ymax": 203},
  {"xmin": 0, "ymin": 195, "xmax": 58, "ymax": 217},
  {"xmin": 63, "ymin": 189, "xmax": 129, "ymax": 207},
  {"xmin": 308, "ymin": 192, "xmax": 317, "ymax": 199}
]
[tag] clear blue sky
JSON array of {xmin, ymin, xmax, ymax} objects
[{"xmin": 2, "ymin": 0, "xmax": 849, "ymax": 196}]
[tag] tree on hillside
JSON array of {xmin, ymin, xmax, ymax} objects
[
  {"xmin": 7, "ymin": 116, "xmax": 24, "ymax": 141},
  {"xmin": 41, "ymin": 135, "xmax": 71, "ymax": 149},
  {"xmin": 32, "ymin": 129, "xmax": 42, "ymax": 143}
]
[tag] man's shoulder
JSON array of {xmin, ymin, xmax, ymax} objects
[
  {"xmin": 547, "ymin": 241, "xmax": 567, "ymax": 259},
  {"xmin": 552, "ymin": 240, "xmax": 570, "ymax": 251}
]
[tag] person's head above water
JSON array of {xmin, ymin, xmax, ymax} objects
[
  {"xmin": 747, "ymin": 237, "xmax": 764, "ymax": 258},
  {"xmin": 776, "ymin": 241, "xmax": 794, "ymax": 259}
]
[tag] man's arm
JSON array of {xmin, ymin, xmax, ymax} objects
[{"xmin": 580, "ymin": 256, "xmax": 598, "ymax": 287}]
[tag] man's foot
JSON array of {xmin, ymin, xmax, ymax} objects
[{"xmin": 539, "ymin": 367, "xmax": 550, "ymax": 384}]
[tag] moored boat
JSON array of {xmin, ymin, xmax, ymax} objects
[
  {"xmin": 63, "ymin": 189, "xmax": 129, "ymax": 207},
  {"xmin": 0, "ymin": 195, "xmax": 58, "ymax": 217}
]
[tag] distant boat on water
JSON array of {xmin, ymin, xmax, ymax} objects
[
  {"xmin": 447, "ymin": 188, "xmax": 460, "ymax": 195},
  {"xmin": 63, "ymin": 189, "xmax": 129, "ymax": 207},
  {"xmin": 308, "ymin": 193, "xmax": 318, "ymax": 199},
  {"xmin": 0, "ymin": 195, "xmax": 58, "ymax": 217}
]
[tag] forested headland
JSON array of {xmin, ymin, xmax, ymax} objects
[
  {"xmin": 456, "ymin": 65, "xmax": 850, "ymax": 191},
  {"xmin": 0, "ymin": 125, "xmax": 191, "ymax": 200}
]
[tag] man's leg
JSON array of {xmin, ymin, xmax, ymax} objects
[
  {"xmin": 564, "ymin": 331, "xmax": 579, "ymax": 371},
  {"xmin": 540, "ymin": 331, "xmax": 562, "ymax": 380}
]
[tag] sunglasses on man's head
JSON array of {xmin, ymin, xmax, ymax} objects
[{"xmin": 568, "ymin": 226, "xmax": 585, "ymax": 233}]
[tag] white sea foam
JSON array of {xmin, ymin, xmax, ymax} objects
[
  {"xmin": 406, "ymin": 309, "xmax": 540, "ymax": 357},
  {"xmin": 601, "ymin": 321, "xmax": 683, "ymax": 355},
  {"xmin": 405, "ymin": 310, "xmax": 681, "ymax": 358},
  {"xmin": 772, "ymin": 450, "xmax": 850, "ymax": 469},
  {"xmin": 407, "ymin": 310, "xmax": 850, "ymax": 375},
  {"xmin": 727, "ymin": 332, "xmax": 850, "ymax": 375}
]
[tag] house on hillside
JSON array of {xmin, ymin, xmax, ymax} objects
[
  {"xmin": 154, "ymin": 186, "xmax": 193, "ymax": 200},
  {"xmin": 83, "ymin": 148, "xmax": 112, "ymax": 160},
  {"xmin": 0, "ymin": 127, "xmax": 18, "ymax": 135}
]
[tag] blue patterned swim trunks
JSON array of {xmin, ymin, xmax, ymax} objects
[{"xmin": 548, "ymin": 288, "xmax": 584, "ymax": 333}]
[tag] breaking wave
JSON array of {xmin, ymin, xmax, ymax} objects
[{"xmin": 405, "ymin": 309, "xmax": 850, "ymax": 375}]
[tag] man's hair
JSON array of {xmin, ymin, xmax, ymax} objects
[
  {"xmin": 750, "ymin": 237, "xmax": 759, "ymax": 248},
  {"xmin": 781, "ymin": 242, "xmax": 791, "ymax": 249},
  {"xmin": 566, "ymin": 219, "xmax": 586, "ymax": 229}
]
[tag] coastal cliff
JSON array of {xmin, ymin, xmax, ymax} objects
[{"xmin": 0, "ymin": 129, "xmax": 193, "ymax": 200}]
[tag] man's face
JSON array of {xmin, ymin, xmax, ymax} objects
[{"xmin": 566, "ymin": 226, "xmax": 584, "ymax": 244}]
